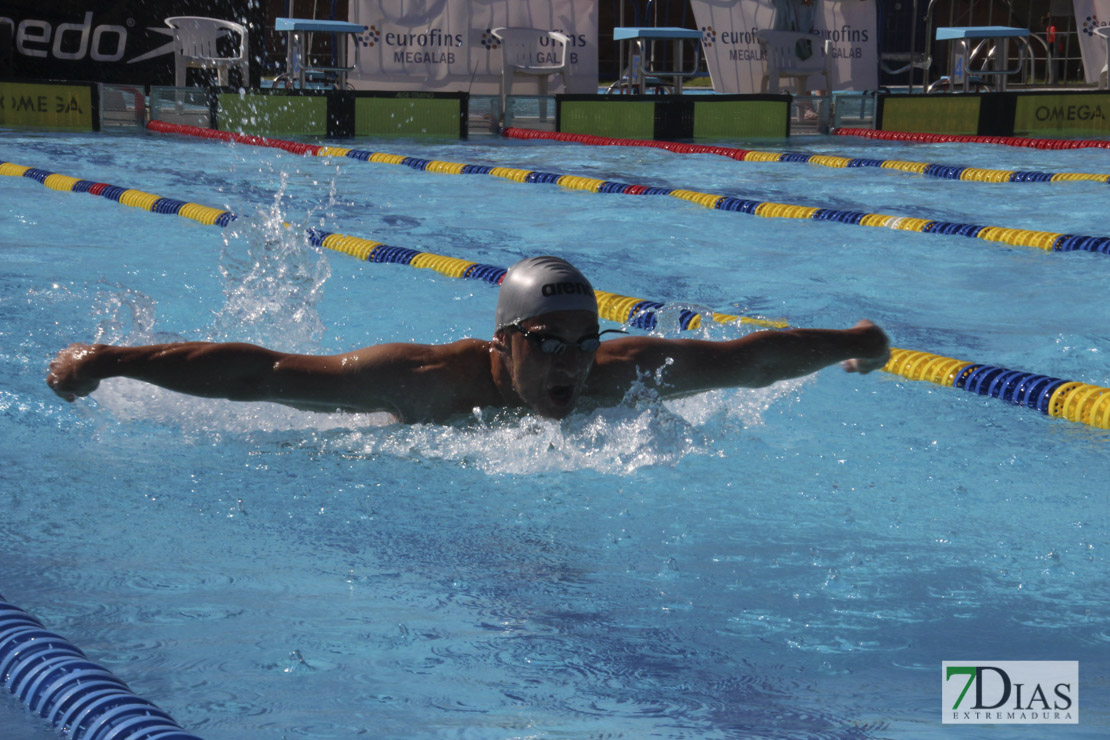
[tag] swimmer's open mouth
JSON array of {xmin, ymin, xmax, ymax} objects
[{"xmin": 548, "ymin": 385, "xmax": 573, "ymax": 406}]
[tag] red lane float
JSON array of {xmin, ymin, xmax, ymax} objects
[{"xmin": 832, "ymin": 127, "xmax": 1110, "ymax": 150}]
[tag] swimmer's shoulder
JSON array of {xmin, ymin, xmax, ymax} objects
[
  {"xmin": 421, "ymin": 338, "xmax": 494, "ymax": 370},
  {"xmin": 586, "ymin": 335, "xmax": 670, "ymax": 401},
  {"xmin": 345, "ymin": 337, "xmax": 491, "ymax": 366},
  {"xmin": 395, "ymin": 338, "xmax": 502, "ymax": 421}
]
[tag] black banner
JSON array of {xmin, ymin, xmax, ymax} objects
[{"xmin": 0, "ymin": 1, "xmax": 265, "ymax": 86}]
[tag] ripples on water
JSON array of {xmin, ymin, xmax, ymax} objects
[{"xmin": 3, "ymin": 132, "xmax": 1108, "ymax": 738}]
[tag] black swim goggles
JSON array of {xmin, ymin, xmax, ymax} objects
[{"xmin": 509, "ymin": 323, "xmax": 627, "ymax": 354}]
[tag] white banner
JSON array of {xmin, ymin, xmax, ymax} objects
[
  {"xmin": 1072, "ymin": 0, "xmax": 1110, "ymax": 83},
  {"xmin": 689, "ymin": 0, "xmax": 878, "ymax": 93},
  {"xmin": 348, "ymin": 0, "xmax": 597, "ymax": 94}
]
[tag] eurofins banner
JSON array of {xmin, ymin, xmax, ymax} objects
[
  {"xmin": 1072, "ymin": 0, "xmax": 1110, "ymax": 84},
  {"xmin": 348, "ymin": 0, "xmax": 598, "ymax": 95},
  {"xmin": 689, "ymin": 0, "xmax": 878, "ymax": 94}
]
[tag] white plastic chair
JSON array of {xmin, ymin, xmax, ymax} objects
[
  {"xmin": 165, "ymin": 16, "xmax": 249, "ymax": 88},
  {"xmin": 756, "ymin": 30, "xmax": 833, "ymax": 94},
  {"xmin": 1095, "ymin": 27, "xmax": 1110, "ymax": 90},
  {"xmin": 490, "ymin": 27, "xmax": 569, "ymax": 128}
]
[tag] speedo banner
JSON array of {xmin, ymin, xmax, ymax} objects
[
  {"xmin": 0, "ymin": 1, "xmax": 262, "ymax": 86},
  {"xmin": 688, "ymin": 0, "xmax": 878, "ymax": 94},
  {"xmin": 348, "ymin": 0, "xmax": 598, "ymax": 94}
]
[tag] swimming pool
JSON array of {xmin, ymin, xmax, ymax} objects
[{"xmin": 1, "ymin": 125, "xmax": 1108, "ymax": 738}]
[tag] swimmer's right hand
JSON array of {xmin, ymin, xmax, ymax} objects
[{"xmin": 47, "ymin": 343, "xmax": 102, "ymax": 402}]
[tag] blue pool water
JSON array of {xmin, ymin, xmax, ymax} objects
[{"xmin": 1, "ymin": 126, "xmax": 1108, "ymax": 739}]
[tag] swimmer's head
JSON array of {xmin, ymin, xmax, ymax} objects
[{"xmin": 495, "ymin": 256, "xmax": 597, "ymax": 331}]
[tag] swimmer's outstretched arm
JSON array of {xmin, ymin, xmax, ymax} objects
[
  {"xmin": 46, "ymin": 340, "xmax": 499, "ymax": 421},
  {"xmin": 46, "ymin": 342, "xmax": 383, "ymax": 411},
  {"xmin": 590, "ymin": 320, "xmax": 891, "ymax": 399}
]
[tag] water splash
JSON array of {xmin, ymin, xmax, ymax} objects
[
  {"xmin": 213, "ymin": 176, "xmax": 331, "ymax": 350},
  {"xmin": 86, "ymin": 370, "xmax": 802, "ymax": 475},
  {"xmin": 319, "ymin": 378, "xmax": 805, "ymax": 476},
  {"xmin": 90, "ymin": 379, "xmax": 394, "ymax": 434},
  {"xmin": 90, "ymin": 280, "xmax": 183, "ymax": 346}
]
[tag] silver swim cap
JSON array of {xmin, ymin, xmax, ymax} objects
[{"xmin": 496, "ymin": 256, "xmax": 597, "ymax": 330}]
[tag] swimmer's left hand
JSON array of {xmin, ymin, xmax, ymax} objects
[{"xmin": 840, "ymin": 320, "xmax": 890, "ymax": 375}]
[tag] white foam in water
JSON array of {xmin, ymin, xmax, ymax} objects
[
  {"xmin": 91, "ymin": 372, "xmax": 800, "ymax": 473},
  {"xmin": 337, "ymin": 380, "xmax": 801, "ymax": 476}
]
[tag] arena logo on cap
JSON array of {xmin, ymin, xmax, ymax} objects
[
  {"xmin": 942, "ymin": 661, "xmax": 1077, "ymax": 724},
  {"xmin": 541, "ymin": 281, "xmax": 591, "ymax": 297}
]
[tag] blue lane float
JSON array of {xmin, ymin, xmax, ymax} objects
[
  {"xmin": 502, "ymin": 126, "xmax": 1110, "ymax": 184},
  {"xmin": 0, "ymin": 592, "xmax": 202, "ymax": 740},
  {"xmin": 141, "ymin": 121, "xmax": 1110, "ymax": 256}
]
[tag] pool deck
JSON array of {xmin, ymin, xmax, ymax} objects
[
  {"xmin": 475, "ymin": 82, "xmax": 1110, "ymax": 137},
  {"xmin": 83, "ymin": 79, "xmax": 1110, "ymax": 140}
]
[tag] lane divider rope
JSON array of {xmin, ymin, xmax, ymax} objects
[
  {"xmin": 500, "ymin": 126, "xmax": 1110, "ymax": 185},
  {"xmin": 834, "ymin": 127, "xmax": 1110, "ymax": 150},
  {"xmin": 6, "ymin": 156, "xmax": 1108, "ymax": 430},
  {"xmin": 0, "ymin": 157, "xmax": 780, "ymax": 332},
  {"xmin": 304, "ymin": 226, "xmax": 777, "ymax": 330},
  {"xmin": 142, "ymin": 121, "xmax": 1110, "ymax": 256},
  {"xmin": 0, "ymin": 592, "xmax": 203, "ymax": 740},
  {"xmin": 0, "ymin": 161, "xmax": 236, "ymax": 228}
]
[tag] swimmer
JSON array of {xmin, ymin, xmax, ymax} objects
[{"xmin": 46, "ymin": 256, "xmax": 890, "ymax": 423}]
